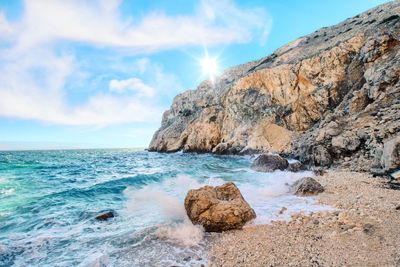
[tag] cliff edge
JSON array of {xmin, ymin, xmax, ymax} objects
[{"xmin": 149, "ymin": 1, "xmax": 400, "ymax": 173}]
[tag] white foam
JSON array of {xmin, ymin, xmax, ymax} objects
[
  {"xmin": 123, "ymin": 186, "xmax": 186, "ymax": 220},
  {"xmin": 87, "ymin": 254, "xmax": 109, "ymax": 267},
  {"xmin": 0, "ymin": 188, "xmax": 15, "ymax": 196},
  {"xmin": 156, "ymin": 219, "xmax": 204, "ymax": 247}
]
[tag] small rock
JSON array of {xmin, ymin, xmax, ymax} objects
[
  {"xmin": 291, "ymin": 177, "xmax": 324, "ymax": 196},
  {"xmin": 250, "ymin": 154, "xmax": 289, "ymax": 172},
  {"xmin": 95, "ymin": 211, "xmax": 115, "ymax": 221},
  {"xmin": 362, "ymin": 223, "xmax": 375, "ymax": 235},
  {"xmin": 313, "ymin": 169, "xmax": 327, "ymax": 176},
  {"xmin": 238, "ymin": 147, "xmax": 262, "ymax": 155},
  {"xmin": 389, "ymin": 169, "xmax": 400, "ymax": 180},
  {"xmin": 288, "ymin": 161, "xmax": 307, "ymax": 172},
  {"xmin": 396, "ymin": 205, "xmax": 400, "ymax": 210},
  {"xmin": 278, "ymin": 207, "xmax": 287, "ymax": 214}
]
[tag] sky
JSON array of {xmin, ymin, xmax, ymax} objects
[{"xmin": 0, "ymin": 0, "xmax": 391, "ymax": 150}]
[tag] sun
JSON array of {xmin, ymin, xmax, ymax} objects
[{"xmin": 200, "ymin": 56, "xmax": 219, "ymax": 79}]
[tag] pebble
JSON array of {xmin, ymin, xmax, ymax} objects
[{"xmin": 279, "ymin": 207, "xmax": 287, "ymax": 214}]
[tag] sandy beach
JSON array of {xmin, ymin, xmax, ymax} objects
[{"xmin": 208, "ymin": 171, "xmax": 400, "ymax": 266}]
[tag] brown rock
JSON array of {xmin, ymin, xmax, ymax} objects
[
  {"xmin": 291, "ymin": 177, "xmax": 324, "ymax": 196},
  {"xmin": 184, "ymin": 182, "xmax": 256, "ymax": 232},
  {"xmin": 95, "ymin": 211, "xmax": 115, "ymax": 221},
  {"xmin": 251, "ymin": 154, "xmax": 289, "ymax": 172}
]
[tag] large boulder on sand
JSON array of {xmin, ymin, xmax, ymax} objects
[
  {"xmin": 291, "ymin": 177, "xmax": 324, "ymax": 196},
  {"xmin": 251, "ymin": 154, "xmax": 289, "ymax": 172},
  {"xmin": 184, "ymin": 182, "xmax": 256, "ymax": 232}
]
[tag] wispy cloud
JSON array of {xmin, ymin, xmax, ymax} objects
[
  {"xmin": 109, "ymin": 78, "xmax": 155, "ymax": 97},
  {"xmin": 0, "ymin": 0, "xmax": 271, "ymax": 126},
  {"xmin": 12, "ymin": 0, "xmax": 269, "ymax": 51},
  {"xmin": 0, "ymin": 11, "xmax": 12, "ymax": 36}
]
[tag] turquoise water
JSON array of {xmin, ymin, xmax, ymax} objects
[{"xmin": 0, "ymin": 149, "xmax": 327, "ymax": 266}]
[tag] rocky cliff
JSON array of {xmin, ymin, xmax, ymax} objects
[{"xmin": 149, "ymin": 1, "xmax": 400, "ymax": 173}]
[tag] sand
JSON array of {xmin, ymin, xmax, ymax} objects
[{"xmin": 208, "ymin": 171, "xmax": 400, "ymax": 267}]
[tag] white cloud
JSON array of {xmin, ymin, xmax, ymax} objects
[
  {"xmin": 11, "ymin": 0, "xmax": 270, "ymax": 52},
  {"xmin": 66, "ymin": 94, "xmax": 161, "ymax": 126},
  {"xmin": 0, "ymin": 11, "xmax": 12, "ymax": 37},
  {"xmin": 0, "ymin": 0, "xmax": 271, "ymax": 126},
  {"xmin": 109, "ymin": 77, "xmax": 155, "ymax": 97},
  {"xmin": 0, "ymin": 47, "xmax": 163, "ymax": 126},
  {"xmin": 260, "ymin": 19, "xmax": 273, "ymax": 46}
]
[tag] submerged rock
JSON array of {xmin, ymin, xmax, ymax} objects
[
  {"xmin": 291, "ymin": 177, "xmax": 324, "ymax": 196},
  {"xmin": 184, "ymin": 182, "xmax": 256, "ymax": 232},
  {"xmin": 95, "ymin": 211, "xmax": 115, "ymax": 221},
  {"xmin": 251, "ymin": 154, "xmax": 289, "ymax": 172}
]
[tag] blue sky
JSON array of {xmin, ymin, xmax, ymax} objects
[{"xmin": 0, "ymin": 0, "xmax": 390, "ymax": 150}]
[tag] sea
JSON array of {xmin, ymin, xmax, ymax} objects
[{"xmin": 0, "ymin": 149, "xmax": 331, "ymax": 267}]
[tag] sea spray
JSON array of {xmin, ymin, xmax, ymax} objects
[
  {"xmin": 155, "ymin": 219, "xmax": 204, "ymax": 246},
  {"xmin": 123, "ymin": 186, "xmax": 186, "ymax": 220},
  {"xmin": 123, "ymin": 175, "xmax": 206, "ymax": 246}
]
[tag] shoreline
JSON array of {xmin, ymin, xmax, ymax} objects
[{"xmin": 207, "ymin": 171, "xmax": 400, "ymax": 266}]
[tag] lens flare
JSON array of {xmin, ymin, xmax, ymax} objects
[{"xmin": 200, "ymin": 56, "xmax": 219, "ymax": 79}]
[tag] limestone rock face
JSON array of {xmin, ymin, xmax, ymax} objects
[
  {"xmin": 149, "ymin": 2, "xmax": 400, "ymax": 173},
  {"xmin": 291, "ymin": 177, "xmax": 324, "ymax": 196},
  {"xmin": 251, "ymin": 154, "xmax": 289, "ymax": 172},
  {"xmin": 184, "ymin": 182, "xmax": 256, "ymax": 232}
]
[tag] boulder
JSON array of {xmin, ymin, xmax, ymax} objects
[
  {"xmin": 184, "ymin": 182, "xmax": 256, "ymax": 232},
  {"xmin": 311, "ymin": 146, "xmax": 332, "ymax": 167},
  {"xmin": 288, "ymin": 161, "xmax": 306, "ymax": 172},
  {"xmin": 381, "ymin": 136, "xmax": 400, "ymax": 171},
  {"xmin": 95, "ymin": 211, "xmax": 115, "ymax": 221},
  {"xmin": 332, "ymin": 131, "xmax": 361, "ymax": 152},
  {"xmin": 251, "ymin": 154, "xmax": 289, "ymax": 172},
  {"xmin": 291, "ymin": 177, "xmax": 324, "ymax": 196}
]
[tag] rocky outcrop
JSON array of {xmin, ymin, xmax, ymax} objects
[
  {"xmin": 291, "ymin": 177, "xmax": 324, "ymax": 196},
  {"xmin": 149, "ymin": 2, "xmax": 400, "ymax": 173},
  {"xmin": 184, "ymin": 182, "xmax": 256, "ymax": 232},
  {"xmin": 250, "ymin": 154, "xmax": 289, "ymax": 172}
]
